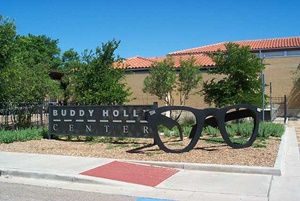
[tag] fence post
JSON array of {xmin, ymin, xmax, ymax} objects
[
  {"xmin": 39, "ymin": 104, "xmax": 43, "ymax": 127},
  {"xmin": 152, "ymin": 102, "xmax": 158, "ymax": 145},
  {"xmin": 284, "ymin": 95, "xmax": 287, "ymax": 124},
  {"xmin": 270, "ymin": 82, "xmax": 272, "ymax": 121}
]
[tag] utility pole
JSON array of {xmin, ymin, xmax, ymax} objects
[{"xmin": 261, "ymin": 73, "xmax": 265, "ymax": 122}]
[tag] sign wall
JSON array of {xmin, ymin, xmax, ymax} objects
[{"xmin": 49, "ymin": 105, "xmax": 154, "ymax": 138}]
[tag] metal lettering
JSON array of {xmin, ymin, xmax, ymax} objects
[
  {"xmin": 86, "ymin": 125, "xmax": 92, "ymax": 132},
  {"xmin": 133, "ymin": 110, "xmax": 138, "ymax": 117},
  {"xmin": 79, "ymin": 110, "xmax": 85, "ymax": 116},
  {"xmin": 53, "ymin": 124, "xmax": 58, "ymax": 131},
  {"xmin": 70, "ymin": 110, "xmax": 75, "ymax": 116},
  {"xmin": 103, "ymin": 110, "xmax": 109, "ymax": 117},
  {"xmin": 143, "ymin": 126, "xmax": 149, "ymax": 134},
  {"xmin": 123, "ymin": 110, "xmax": 129, "ymax": 117},
  {"xmin": 104, "ymin": 125, "xmax": 109, "ymax": 132},
  {"xmin": 69, "ymin": 124, "xmax": 74, "ymax": 131},
  {"xmin": 123, "ymin": 126, "xmax": 128, "ymax": 133},
  {"xmin": 88, "ymin": 110, "xmax": 94, "ymax": 117},
  {"xmin": 113, "ymin": 110, "xmax": 119, "ymax": 117}
]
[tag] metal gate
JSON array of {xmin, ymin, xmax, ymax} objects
[{"xmin": 268, "ymin": 95, "xmax": 287, "ymax": 123}]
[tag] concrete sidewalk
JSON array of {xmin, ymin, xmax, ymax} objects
[{"xmin": 0, "ymin": 126, "xmax": 300, "ymax": 201}]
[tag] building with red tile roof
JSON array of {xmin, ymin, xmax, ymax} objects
[
  {"xmin": 122, "ymin": 36, "xmax": 300, "ymax": 116},
  {"xmin": 169, "ymin": 36, "xmax": 300, "ymax": 55},
  {"xmin": 120, "ymin": 36, "xmax": 300, "ymax": 70}
]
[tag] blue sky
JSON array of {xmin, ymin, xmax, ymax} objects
[{"xmin": 1, "ymin": 0, "xmax": 299, "ymax": 58}]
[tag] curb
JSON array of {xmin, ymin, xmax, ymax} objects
[
  {"xmin": 0, "ymin": 127, "xmax": 289, "ymax": 185},
  {"xmin": 0, "ymin": 168, "xmax": 100, "ymax": 185},
  {"xmin": 128, "ymin": 160, "xmax": 281, "ymax": 176},
  {"xmin": 126, "ymin": 128, "xmax": 289, "ymax": 176}
]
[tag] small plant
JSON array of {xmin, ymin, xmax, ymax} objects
[
  {"xmin": 258, "ymin": 122, "xmax": 285, "ymax": 138},
  {"xmin": 202, "ymin": 122, "xmax": 285, "ymax": 148},
  {"xmin": 182, "ymin": 126, "xmax": 192, "ymax": 136},
  {"xmin": 0, "ymin": 127, "xmax": 46, "ymax": 144},
  {"xmin": 226, "ymin": 122, "xmax": 253, "ymax": 138},
  {"xmin": 159, "ymin": 125, "xmax": 181, "ymax": 138},
  {"xmin": 204, "ymin": 126, "xmax": 220, "ymax": 137},
  {"xmin": 252, "ymin": 143, "xmax": 266, "ymax": 148}
]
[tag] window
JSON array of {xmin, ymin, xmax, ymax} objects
[
  {"xmin": 262, "ymin": 51, "xmax": 285, "ymax": 58},
  {"xmin": 287, "ymin": 50, "xmax": 300, "ymax": 56}
]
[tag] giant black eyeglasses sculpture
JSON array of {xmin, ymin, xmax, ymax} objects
[{"xmin": 145, "ymin": 104, "xmax": 261, "ymax": 153}]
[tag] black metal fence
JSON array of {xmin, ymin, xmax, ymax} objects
[
  {"xmin": 267, "ymin": 95, "xmax": 287, "ymax": 123},
  {"xmin": 0, "ymin": 102, "xmax": 50, "ymax": 129}
]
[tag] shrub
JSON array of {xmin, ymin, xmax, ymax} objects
[
  {"xmin": 0, "ymin": 127, "xmax": 47, "ymax": 144},
  {"xmin": 203, "ymin": 122, "xmax": 285, "ymax": 146},
  {"xmin": 182, "ymin": 126, "xmax": 192, "ymax": 136},
  {"xmin": 230, "ymin": 123, "xmax": 254, "ymax": 137},
  {"xmin": 258, "ymin": 122, "xmax": 285, "ymax": 138},
  {"xmin": 204, "ymin": 126, "xmax": 220, "ymax": 137}
]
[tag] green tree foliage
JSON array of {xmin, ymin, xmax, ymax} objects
[
  {"xmin": 13, "ymin": 34, "xmax": 62, "ymax": 102},
  {"xmin": 292, "ymin": 63, "xmax": 300, "ymax": 89},
  {"xmin": 0, "ymin": 15, "xmax": 63, "ymax": 103},
  {"xmin": 143, "ymin": 56, "xmax": 202, "ymax": 106},
  {"xmin": 60, "ymin": 48, "xmax": 81, "ymax": 102},
  {"xmin": 15, "ymin": 34, "xmax": 61, "ymax": 69},
  {"xmin": 143, "ymin": 57, "xmax": 176, "ymax": 106},
  {"xmin": 70, "ymin": 39, "xmax": 132, "ymax": 105},
  {"xmin": 0, "ymin": 15, "xmax": 16, "ymax": 70},
  {"xmin": 178, "ymin": 57, "xmax": 203, "ymax": 106},
  {"xmin": 0, "ymin": 15, "xmax": 17, "ymax": 101},
  {"xmin": 202, "ymin": 42, "xmax": 265, "ymax": 107}
]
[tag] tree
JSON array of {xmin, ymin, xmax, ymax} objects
[
  {"xmin": 0, "ymin": 16, "xmax": 63, "ymax": 128},
  {"xmin": 143, "ymin": 56, "xmax": 202, "ymax": 106},
  {"xmin": 6, "ymin": 34, "xmax": 63, "ymax": 103},
  {"xmin": 15, "ymin": 34, "xmax": 61, "ymax": 69},
  {"xmin": 292, "ymin": 63, "xmax": 300, "ymax": 89},
  {"xmin": 143, "ymin": 57, "xmax": 176, "ymax": 106},
  {"xmin": 0, "ymin": 15, "xmax": 63, "ymax": 103},
  {"xmin": 202, "ymin": 42, "xmax": 265, "ymax": 107},
  {"xmin": 60, "ymin": 48, "xmax": 81, "ymax": 102},
  {"xmin": 0, "ymin": 15, "xmax": 17, "ymax": 102},
  {"xmin": 71, "ymin": 39, "xmax": 132, "ymax": 105},
  {"xmin": 0, "ymin": 15, "xmax": 16, "ymax": 69},
  {"xmin": 178, "ymin": 57, "xmax": 203, "ymax": 106}
]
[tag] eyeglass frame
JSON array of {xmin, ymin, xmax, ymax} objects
[{"xmin": 145, "ymin": 104, "xmax": 261, "ymax": 153}]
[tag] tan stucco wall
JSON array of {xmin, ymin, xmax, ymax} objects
[
  {"xmin": 124, "ymin": 72, "xmax": 165, "ymax": 106},
  {"xmin": 124, "ymin": 56, "xmax": 300, "ymax": 114},
  {"xmin": 263, "ymin": 56, "xmax": 300, "ymax": 115}
]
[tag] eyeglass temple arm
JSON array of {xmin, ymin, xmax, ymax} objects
[
  {"xmin": 158, "ymin": 114, "xmax": 183, "ymax": 140},
  {"xmin": 203, "ymin": 109, "xmax": 255, "ymax": 127},
  {"xmin": 190, "ymin": 110, "xmax": 255, "ymax": 137},
  {"xmin": 224, "ymin": 109, "xmax": 255, "ymax": 122}
]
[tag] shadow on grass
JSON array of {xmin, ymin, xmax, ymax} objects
[
  {"xmin": 126, "ymin": 143, "xmax": 158, "ymax": 154},
  {"xmin": 193, "ymin": 138, "xmax": 227, "ymax": 151}
]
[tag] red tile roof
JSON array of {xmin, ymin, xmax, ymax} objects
[
  {"xmin": 117, "ymin": 36, "xmax": 300, "ymax": 70},
  {"xmin": 169, "ymin": 36, "xmax": 300, "ymax": 55},
  {"xmin": 115, "ymin": 54, "xmax": 215, "ymax": 69},
  {"xmin": 170, "ymin": 54, "xmax": 214, "ymax": 67},
  {"xmin": 114, "ymin": 56, "xmax": 166, "ymax": 69}
]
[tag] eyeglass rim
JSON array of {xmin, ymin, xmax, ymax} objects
[{"xmin": 146, "ymin": 104, "xmax": 260, "ymax": 152}]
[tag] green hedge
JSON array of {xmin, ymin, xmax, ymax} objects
[
  {"xmin": 0, "ymin": 122, "xmax": 285, "ymax": 144},
  {"xmin": 0, "ymin": 127, "xmax": 47, "ymax": 143},
  {"xmin": 204, "ymin": 122, "xmax": 285, "ymax": 139}
]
